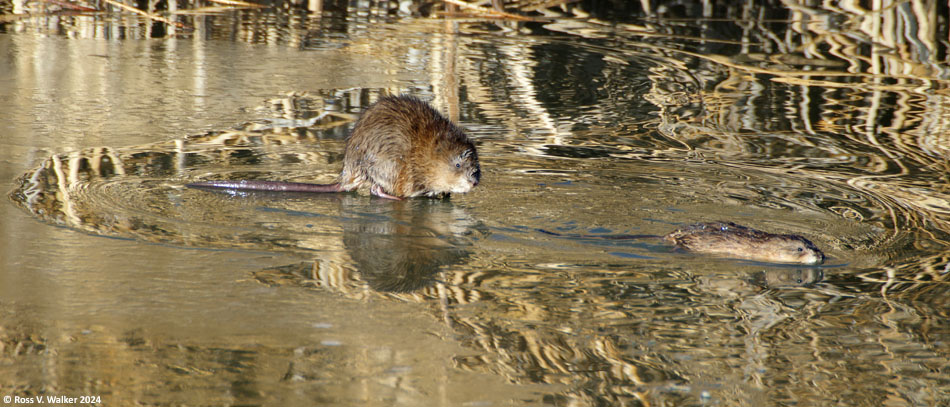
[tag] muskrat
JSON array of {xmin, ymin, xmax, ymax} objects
[
  {"xmin": 188, "ymin": 95, "xmax": 481, "ymax": 200},
  {"xmin": 539, "ymin": 221, "xmax": 825, "ymax": 265}
]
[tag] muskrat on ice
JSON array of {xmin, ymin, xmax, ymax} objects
[{"xmin": 189, "ymin": 95, "xmax": 481, "ymax": 200}]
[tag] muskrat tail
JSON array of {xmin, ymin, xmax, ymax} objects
[{"xmin": 186, "ymin": 180, "xmax": 345, "ymax": 193}]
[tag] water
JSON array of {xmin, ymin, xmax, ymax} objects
[{"xmin": 2, "ymin": 1, "xmax": 950, "ymax": 406}]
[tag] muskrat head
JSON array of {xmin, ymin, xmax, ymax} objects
[
  {"xmin": 766, "ymin": 235, "xmax": 825, "ymax": 265},
  {"xmin": 427, "ymin": 146, "xmax": 480, "ymax": 196}
]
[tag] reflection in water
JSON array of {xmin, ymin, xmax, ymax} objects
[
  {"xmin": 343, "ymin": 198, "xmax": 481, "ymax": 293},
  {"xmin": 5, "ymin": 1, "xmax": 950, "ymax": 405},
  {"xmin": 251, "ymin": 198, "xmax": 484, "ymax": 294},
  {"xmin": 750, "ymin": 268, "xmax": 823, "ymax": 289},
  {"xmin": 9, "ymin": 91, "xmax": 355, "ymax": 252}
]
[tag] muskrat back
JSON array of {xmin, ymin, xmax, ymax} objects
[
  {"xmin": 539, "ymin": 221, "xmax": 825, "ymax": 265},
  {"xmin": 340, "ymin": 95, "xmax": 481, "ymax": 198},
  {"xmin": 664, "ymin": 221, "xmax": 824, "ymax": 265}
]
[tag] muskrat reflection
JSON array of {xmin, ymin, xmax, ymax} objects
[
  {"xmin": 751, "ymin": 268, "xmax": 823, "ymax": 288},
  {"xmin": 341, "ymin": 196, "xmax": 483, "ymax": 293}
]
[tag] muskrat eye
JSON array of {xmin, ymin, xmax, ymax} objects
[
  {"xmin": 797, "ymin": 247, "xmax": 803, "ymax": 252},
  {"xmin": 456, "ymin": 163, "xmax": 461, "ymax": 168}
]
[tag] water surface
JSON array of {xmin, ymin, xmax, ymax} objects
[{"xmin": 2, "ymin": 1, "xmax": 950, "ymax": 406}]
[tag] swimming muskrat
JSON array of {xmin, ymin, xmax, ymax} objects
[
  {"xmin": 188, "ymin": 95, "xmax": 481, "ymax": 200},
  {"xmin": 664, "ymin": 222, "xmax": 824, "ymax": 264},
  {"xmin": 540, "ymin": 221, "xmax": 825, "ymax": 265}
]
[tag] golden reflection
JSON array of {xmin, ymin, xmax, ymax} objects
[
  {"xmin": 6, "ymin": 1, "xmax": 950, "ymax": 405},
  {"xmin": 342, "ymin": 198, "xmax": 481, "ymax": 293},
  {"xmin": 9, "ymin": 91, "xmax": 357, "ymax": 250},
  {"xmin": 249, "ymin": 244, "xmax": 904, "ymax": 406}
]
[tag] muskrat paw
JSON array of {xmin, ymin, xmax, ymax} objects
[{"xmin": 371, "ymin": 184, "xmax": 402, "ymax": 200}]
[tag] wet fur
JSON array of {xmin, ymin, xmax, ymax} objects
[
  {"xmin": 664, "ymin": 221, "xmax": 824, "ymax": 264},
  {"xmin": 340, "ymin": 95, "xmax": 479, "ymax": 197},
  {"xmin": 539, "ymin": 221, "xmax": 825, "ymax": 265},
  {"xmin": 188, "ymin": 95, "xmax": 480, "ymax": 199}
]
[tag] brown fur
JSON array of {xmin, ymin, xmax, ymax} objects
[
  {"xmin": 538, "ymin": 221, "xmax": 825, "ymax": 265},
  {"xmin": 664, "ymin": 221, "xmax": 824, "ymax": 264},
  {"xmin": 188, "ymin": 95, "xmax": 481, "ymax": 199}
]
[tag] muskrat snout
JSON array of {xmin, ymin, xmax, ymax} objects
[
  {"xmin": 471, "ymin": 167, "xmax": 481, "ymax": 187},
  {"xmin": 799, "ymin": 245, "xmax": 825, "ymax": 265},
  {"xmin": 442, "ymin": 148, "xmax": 480, "ymax": 194},
  {"xmin": 783, "ymin": 234, "xmax": 825, "ymax": 265}
]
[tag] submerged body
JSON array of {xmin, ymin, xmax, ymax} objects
[
  {"xmin": 663, "ymin": 221, "xmax": 824, "ymax": 265},
  {"xmin": 188, "ymin": 95, "xmax": 481, "ymax": 199},
  {"xmin": 540, "ymin": 221, "xmax": 825, "ymax": 265}
]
